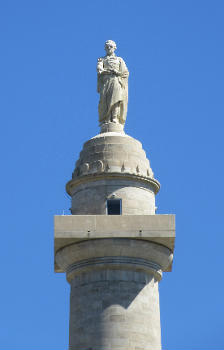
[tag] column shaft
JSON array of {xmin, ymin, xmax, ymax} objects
[{"xmin": 69, "ymin": 268, "xmax": 161, "ymax": 350}]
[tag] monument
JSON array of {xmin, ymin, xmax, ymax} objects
[
  {"xmin": 97, "ymin": 40, "xmax": 129, "ymax": 128},
  {"xmin": 54, "ymin": 40, "xmax": 175, "ymax": 350}
]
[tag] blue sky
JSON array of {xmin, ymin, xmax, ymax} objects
[{"xmin": 0, "ymin": 0, "xmax": 224, "ymax": 349}]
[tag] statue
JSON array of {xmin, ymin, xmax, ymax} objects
[{"xmin": 97, "ymin": 40, "xmax": 129, "ymax": 127}]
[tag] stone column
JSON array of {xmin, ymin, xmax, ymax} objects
[
  {"xmin": 55, "ymin": 237, "xmax": 173, "ymax": 350},
  {"xmin": 54, "ymin": 128, "xmax": 175, "ymax": 349}
]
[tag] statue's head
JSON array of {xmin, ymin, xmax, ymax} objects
[{"xmin": 105, "ymin": 40, "xmax": 117, "ymax": 55}]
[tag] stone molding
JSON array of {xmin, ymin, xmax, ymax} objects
[
  {"xmin": 100, "ymin": 122, "xmax": 125, "ymax": 134},
  {"xmin": 66, "ymin": 256, "xmax": 163, "ymax": 282},
  {"xmin": 71, "ymin": 132, "xmax": 156, "ymax": 183},
  {"xmin": 54, "ymin": 214, "xmax": 175, "ymax": 272},
  {"xmin": 67, "ymin": 172, "xmax": 160, "ymax": 196},
  {"xmin": 55, "ymin": 238, "xmax": 173, "ymax": 282}
]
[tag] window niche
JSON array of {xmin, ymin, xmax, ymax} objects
[{"xmin": 106, "ymin": 199, "xmax": 122, "ymax": 215}]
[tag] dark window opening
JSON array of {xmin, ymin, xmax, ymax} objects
[{"xmin": 107, "ymin": 199, "xmax": 122, "ymax": 215}]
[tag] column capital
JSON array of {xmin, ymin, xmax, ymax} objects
[{"xmin": 55, "ymin": 238, "xmax": 173, "ymax": 283}]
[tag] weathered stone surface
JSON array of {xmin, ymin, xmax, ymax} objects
[
  {"xmin": 54, "ymin": 214, "xmax": 175, "ymax": 271},
  {"xmin": 67, "ymin": 131, "xmax": 160, "ymax": 216},
  {"xmin": 68, "ymin": 270, "xmax": 161, "ymax": 350},
  {"xmin": 97, "ymin": 40, "xmax": 129, "ymax": 128},
  {"xmin": 54, "ymin": 41, "xmax": 176, "ymax": 350},
  {"xmin": 69, "ymin": 179, "xmax": 156, "ymax": 215},
  {"xmin": 55, "ymin": 238, "xmax": 172, "ymax": 350},
  {"xmin": 71, "ymin": 132, "xmax": 154, "ymax": 181},
  {"xmin": 55, "ymin": 238, "xmax": 173, "ymax": 279},
  {"xmin": 55, "ymin": 214, "xmax": 175, "ymax": 350}
]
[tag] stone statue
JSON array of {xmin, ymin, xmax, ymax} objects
[{"xmin": 97, "ymin": 40, "xmax": 129, "ymax": 127}]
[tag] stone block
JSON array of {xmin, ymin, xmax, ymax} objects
[{"xmin": 54, "ymin": 215, "xmax": 175, "ymax": 271}]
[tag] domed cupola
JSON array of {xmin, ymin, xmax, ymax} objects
[{"xmin": 66, "ymin": 124, "xmax": 160, "ymax": 215}]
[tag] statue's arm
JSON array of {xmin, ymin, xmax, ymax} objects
[
  {"xmin": 97, "ymin": 58, "xmax": 111, "ymax": 75},
  {"xmin": 110, "ymin": 58, "xmax": 129, "ymax": 78},
  {"xmin": 97, "ymin": 57, "xmax": 119, "ymax": 75},
  {"xmin": 119, "ymin": 58, "xmax": 129, "ymax": 78}
]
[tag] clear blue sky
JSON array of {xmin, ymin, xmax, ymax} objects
[{"xmin": 0, "ymin": 1, "xmax": 224, "ymax": 349}]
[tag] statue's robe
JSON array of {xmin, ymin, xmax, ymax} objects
[{"xmin": 97, "ymin": 55, "xmax": 129, "ymax": 125}]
